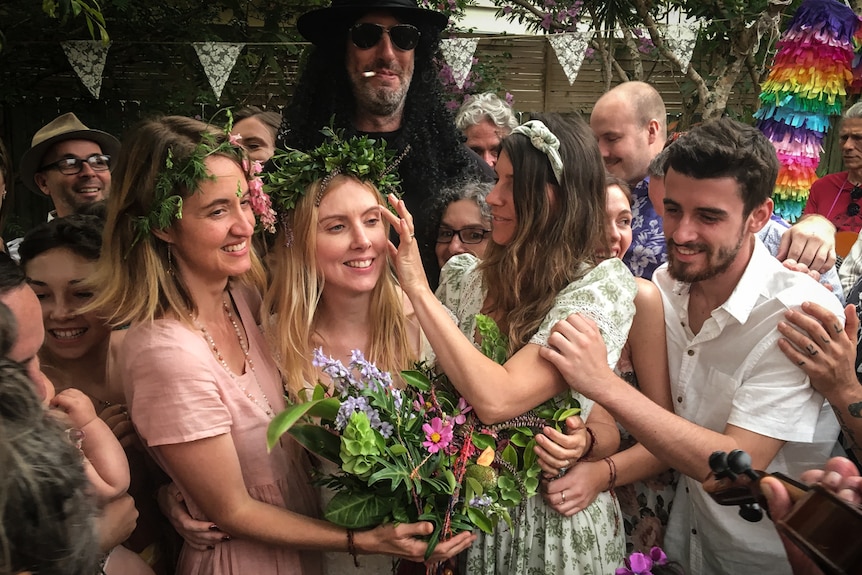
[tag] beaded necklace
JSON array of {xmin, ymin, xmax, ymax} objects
[{"xmin": 193, "ymin": 297, "xmax": 275, "ymax": 419}]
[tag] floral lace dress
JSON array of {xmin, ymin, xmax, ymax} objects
[{"xmin": 436, "ymin": 254, "xmax": 638, "ymax": 575}]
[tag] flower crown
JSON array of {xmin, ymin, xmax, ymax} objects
[
  {"xmin": 265, "ymin": 125, "xmax": 408, "ymax": 221},
  {"xmin": 616, "ymin": 546, "xmax": 670, "ymax": 575},
  {"xmin": 130, "ymin": 112, "xmax": 275, "ymax": 247}
]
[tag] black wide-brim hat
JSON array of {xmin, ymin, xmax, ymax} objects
[{"xmin": 297, "ymin": 0, "xmax": 448, "ymax": 47}]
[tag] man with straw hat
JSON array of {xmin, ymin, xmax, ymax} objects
[{"xmin": 19, "ymin": 112, "xmax": 120, "ymax": 220}]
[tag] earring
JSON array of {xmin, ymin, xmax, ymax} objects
[{"xmin": 167, "ymin": 244, "xmax": 174, "ymax": 275}]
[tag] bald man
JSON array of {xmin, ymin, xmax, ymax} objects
[{"xmin": 591, "ymin": 81, "xmax": 839, "ymax": 280}]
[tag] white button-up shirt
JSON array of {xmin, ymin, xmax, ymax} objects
[{"xmin": 655, "ymin": 238, "xmax": 842, "ymax": 575}]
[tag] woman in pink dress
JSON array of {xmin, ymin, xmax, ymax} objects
[{"xmin": 85, "ymin": 116, "xmax": 474, "ymax": 575}]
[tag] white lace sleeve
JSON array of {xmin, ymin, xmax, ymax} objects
[{"xmin": 529, "ymin": 258, "xmax": 637, "ymax": 370}]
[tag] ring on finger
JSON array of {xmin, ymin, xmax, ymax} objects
[
  {"xmin": 561, "ymin": 490, "xmax": 567, "ymax": 503},
  {"xmin": 806, "ymin": 344, "xmax": 818, "ymax": 356}
]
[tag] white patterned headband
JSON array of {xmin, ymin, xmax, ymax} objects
[{"xmin": 511, "ymin": 120, "xmax": 564, "ymax": 184}]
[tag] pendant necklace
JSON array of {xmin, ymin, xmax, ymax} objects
[{"xmin": 193, "ymin": 296, "xmax": 275, "ymax": 419}]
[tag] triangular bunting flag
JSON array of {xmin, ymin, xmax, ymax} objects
[
  {"xmin": 61, "ymin": 40, "xmax": 111, "ymax": 99},
  {"xmin": 548, "ymin": 31, "xmax": 595, "ymax": 85},
  {"xmin": 193, "ymin": 42, "xmax": 245, "ymax": 100},
  {"xmin": 664, "ymin": 23, "xmax": 699, "ymax": 73},
  {"xmin": 440, "ymin": 38, "xmax": 479, "ymax": 89}
]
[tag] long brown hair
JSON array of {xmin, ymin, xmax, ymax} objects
[{"xmin": 480, "ymin": 113, "xmax": 607, "ymax": 354}]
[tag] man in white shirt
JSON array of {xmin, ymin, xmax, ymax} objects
[{"xmin": 540, "ymin": 118, "xmax": 843, "ymax": 575}]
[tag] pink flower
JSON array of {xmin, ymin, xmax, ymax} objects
[
  {"xmin": 422, "ymin": 417, "xmax": 452, "ymax": 454},
  {"xmin": 453, "ymin": 397, "xmax": 473, "ymax": 424},
  {"xmin": 229, "ymin": 133, "xmax": 243, "ymax": 146},
  {"xmin": 247, "ymin": 175, "xmax": 277, "ymax": 233}
]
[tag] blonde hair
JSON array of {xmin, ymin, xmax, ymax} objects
[
  {"xmin": 85, "ymin": 116, "xmax": 265, "ymax": 326},
  {"xmin": 481, "ymin": 113, "xmax": 606, "ymax": 354},
  {"xmin": 264, "ymin": 174, "xmax": 413, "ymax": 397}
]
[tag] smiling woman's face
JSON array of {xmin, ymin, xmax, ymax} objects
[{"xmin": 25, "ymin": 248, "xmax": 111, "ymax": 363}]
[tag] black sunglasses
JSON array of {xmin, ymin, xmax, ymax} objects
[
  {"xmin": 350, "ymin": 23, "xmax": 421, "ymax": 51},
  {"xmin": 847, "ymin": 185, "xmax": 862, "ymax": 217},
  {"xmin": 39, "ymin": 153, "xmax": 111, "ymax": 175}
]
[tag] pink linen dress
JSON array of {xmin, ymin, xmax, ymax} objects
[{"xmin": 121, "ymin": 286, "xmax": 322, "ymax": 575}]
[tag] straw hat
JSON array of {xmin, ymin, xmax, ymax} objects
[
  {"xmin": 19, "ymin": 113, "xmax": 121, "ymax": 192},
  {"xmin": 297, "ymin": 0, "xmax": 448, "ymax": 47}
]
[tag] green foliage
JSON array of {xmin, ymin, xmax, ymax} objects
[{"xmin": 265, "ymin": 124, "xmax": 406, "ymax": 215}]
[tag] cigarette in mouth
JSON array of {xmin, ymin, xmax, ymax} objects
[{"xmin": 362, "ymin": 71, "xmax": 376, "ymax": 77}]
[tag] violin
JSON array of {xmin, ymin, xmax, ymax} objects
[{"xmin": 703, "ymin": 450, "xmax": 862, "ymax": 575}]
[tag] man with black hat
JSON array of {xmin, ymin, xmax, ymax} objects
[
  {"xmin": 281, "ymin": 0, "xmax": 493, "ymax": 288},
  {"xmin": 19, "ymin": 112, "xmax": 120, "ymax": 220}
]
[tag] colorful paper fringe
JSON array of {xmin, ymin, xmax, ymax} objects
[{"xmin": 754, "ymin": 0, "xmax": 860, "ymax": 222}]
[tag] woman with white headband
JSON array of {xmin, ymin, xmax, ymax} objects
[{"xmin": 385, "ymin": 113, "xmax": 638, "ymax": 574}]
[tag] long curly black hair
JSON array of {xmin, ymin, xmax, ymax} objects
[{"xmin": 280, "ymin": 18, "xmax": 479, "ymax": 279}]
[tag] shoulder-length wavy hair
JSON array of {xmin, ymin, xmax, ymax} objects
[
  {"xmin": 480, "ymin": 113, "xmax": 607, "ymax": 354},
  {"xmin": 85, "ymin": 116, "xmax": 265, "ymax": 327},
  {"xmin": 264, "ymin": 174, "xmax": 413, "ymax": 398}
]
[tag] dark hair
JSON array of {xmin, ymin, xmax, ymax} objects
[
  {"xmin": 0, "ymin": 138, "xmax": 12, "ymax": 234},
  {"xmin": 606, "ymin": 174, "xmax": 632, "ymax": 205},
  {"xmin": 662, "ymin": 118, "xmax": 778, "ymax": 216},
  {"xmin": 481, "ymin": 113, "xmax": 607, "ymax": 352},
  {"xmin": 0, "ymin": 301, "xmax": 17, "ymax": 359},
  {"xmin": 0, "ymin": 358, "xmax": 99, "ymax": 575},
  {"xmin": 0, "ymin": 251, "xmax": 25, "ymax": 295},
  {"xmin": 19, "ymin": 215, "xmax": 104, "ymax": 269},
  {"xmin": 280, "ymin": 17, "xmax": 474, "ymax": 210},
  {"xmin": 233, "ymin": 106, "xmax": 282, "ymax": 141}
]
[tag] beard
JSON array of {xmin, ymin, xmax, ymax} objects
[
  {"xmin": 666, "ymin": 231, "xmax": 747, "ymax": 283},
  {"xmin": 352, "ymin": 59, "xmax": 412, "ymax": 118}
]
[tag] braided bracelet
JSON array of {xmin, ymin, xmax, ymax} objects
[
  {"xmin": 603, "ymin": 457, "xmax": 617, "ymax": 492},
  {"xmin": 578, "ymin": 426, "xmax": 597, "ymax": 461},
  {"xmin": 346, "ymin": 529, "xmax": 359, "ymax": 567}
]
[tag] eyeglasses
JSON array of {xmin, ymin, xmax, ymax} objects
[
  {"xmin": 350, "ymin": 23, "xmax": 421, "ymax": 51},
  {"xmin": 39, "ymin": 154, "xmax": 111, "ymax": 175},
  {"xmin": 436, "ymin": 227, "xmax": 491, "ymax": 245},
  {"xmin": 847, "ymin": 186, "xmax": 862, "ymax": 217}
]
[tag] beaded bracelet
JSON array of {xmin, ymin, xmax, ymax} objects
[
  {"xmin": 578, "ymin": 426, "xmax": 597, "ymax": 461},
  {"xmin": 603, "ymin": 456, "xmax": 617, "ymax": 492},
  {"xmin": 346, "ymin": 529, "xmax": 359, "ymax": 567}
]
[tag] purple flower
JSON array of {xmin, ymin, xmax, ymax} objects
[
  {"xmin": 616, "ymin": 546, "xmax": 668, "ymax": 575},
  {"xmin": 422, "ymin": 417, "xmax": 453, "ymax": 454}
]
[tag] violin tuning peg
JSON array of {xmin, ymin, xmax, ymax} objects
[
  {"xmin": 728, "ymin": 450, "xmax": 760, "ymax": 480},
  {"xmin": 739, "ymin": 502, "xmax": 764, "ymax": 523},
  {"xmin": 709, "ymin": 451, "xmax": 729, "ymax": 474}
]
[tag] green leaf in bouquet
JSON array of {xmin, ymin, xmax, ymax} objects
[
  {"xmin": 311, "ymin": 383, "xmax": 327, "ymax": 401},
  {"xmin": 289, "ymin": 424, "xmax": 341, "ymax": 464},
  {"xmin": 471, "ymin": 433, "xmax": 495, "ymax": 451},
  {"xmin": 401, "ymin": 369, "xmax": 432, "ymax": 392},
  {"xmin": 523, "ymin": 438, "xmax": 538, "ymax": 470},
  {"xmin": 467, "ymin": 507, "xmax": 495, "ymax": 534},
  {"xmin": 465, "ymin": 476, "xmax": 484, "ymax": 498},
  {"xmin": 501, "ymin": 443, "xmax": 518, "ymax": 468},
  {"xmin": 508, "ymin": 431, "xmax": 531, "ymax": 448},
  {"xmin": 423, "ymin": 522, "xmax": 443, "ymax": 561},
  {"xmin": 368, "ymin": 462, "xmax": 407, "ymax": 491},
  {"xmin": 388, "ymin": 444, "xmax": 408, "ymax": 456},
  {"xmin": 554, "ymin": 406, "xmax": 582, "ymax": 422},
  {"xmin": 442, "ymin": 469, "xmax": 457, "ymax": 494},
  {"xmin": 266, "ymin": 397, "xmax": 340, "ymax": 450},
  {"xmin": 498, "ymin": 507, "xmax": 514, "ymax": 530},
  {"xmin": 524, "ymin": 475, "xmax": 540, "ymax": 496},
  {"xmin": 325, "ymin": 491, "xmax": 393, "ymax": 529},
  {"xmin": 391, "ymin": 503, "xmax": 412, "ymax": 524},
  {"xmin": 475, "ymin": 314, "xmax": 509, "ymax": 365}
]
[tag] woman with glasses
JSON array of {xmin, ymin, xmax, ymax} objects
[
  {"xmin": 431, "ymin": 179, "xmax": 493, "ymax": 269},
  {"xmin": 385, "ymin": 113, "xmax": 638, "ymax": 574}
]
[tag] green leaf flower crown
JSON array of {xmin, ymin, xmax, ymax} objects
[
  {"xmin": 265, "ymin": 125, "xmax": 408, "ymax": 222},
  {"xmin": 130, "ymin": 112, "xmax": 274, "ymax": 248}
]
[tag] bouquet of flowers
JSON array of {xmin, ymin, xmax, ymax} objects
[{"xmin": 267, "ymin": 317, "xmax": 581, "ymax": 557}]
